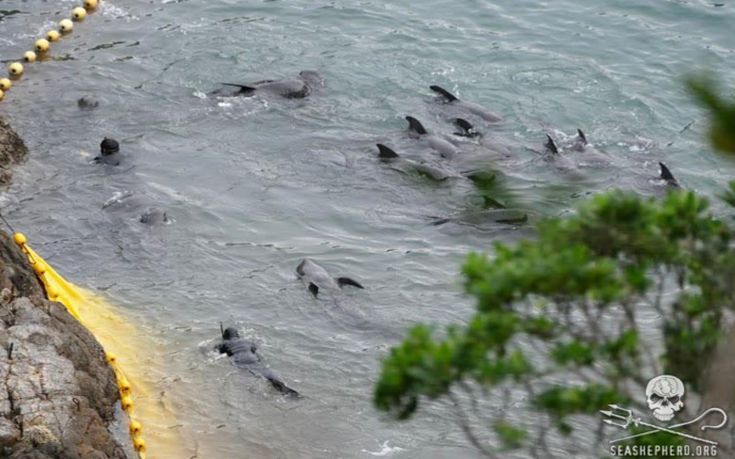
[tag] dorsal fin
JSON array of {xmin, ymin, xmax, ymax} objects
[
  {"xmin": 405, "ymin": 116, "xmax": 428, "ymax": 135},
  {"xmin": 220, "ymin": 83, "xmax": 256, "ymax": 92},
  {"xmin": 453, "ymin": 118, "xmax": 480, "ymax": 138},
  {"xmin": 577, "ymin": 129, "xmax": 587, "ymax": 145},
  {"xmin": 429, "ymin": 85, "xmax": 458, "ymax": 102},
  {"xmin": 545, "ymin": 135, "xmax": 559, "ymax": 154},
  {"xmin": 376, "ymin": 144, "xmax": 399, "ymax": 159},
  {"xmin": 659, "ymin": 162, "xmax": 679, "ymax": 186}
]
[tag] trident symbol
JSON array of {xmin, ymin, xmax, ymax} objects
[{"xmin": 600, "ymin": 404, "xmax": 726, "ymax": 445}]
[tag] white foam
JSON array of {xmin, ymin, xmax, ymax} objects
[{"xmin": 361, "ymin": 441, "xmax": 405, "ymax": 457}]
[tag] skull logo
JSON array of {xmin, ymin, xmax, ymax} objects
[{"xmin": 646, "ymin": 375, "xmax": 685, "ymax": 422}]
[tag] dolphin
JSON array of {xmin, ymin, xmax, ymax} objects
[
  {"xmin": 376, "ymin": 144, "xmax": 455, "ymax": 181},
  {"xmin": 405, "ymin": 116, "xmax": 458, "ymax": 159},
  {"xmin": 102, "ymin": 192, "xmax": 171, "ymax": 227},
  {"xmin": 545, "ymin": 135, "xmax": 560, "ymax": 155},
  {"xmin": 659, "ymin": 162, "xmax": 680, "ymax": 188},
  {"xmin": 551, "ymin": 129, "xmax": 610, "ymax": 165},
  {"xmin": 453, "ymin": 118, "xmax": 512, "ymax": 157},
  {"xmin": 571, "ymin": 129, "xmax": 588, "ymax": 151},
  {"xmin": 542, "ymin": 134, "xmax": 580, "ymax": 173},
  {"xmin": 77, "ymin": 96, "xmax": 99, "ymax": 110},
  {"xmin": 296, "ymin": 258, "xmax": 363, "ymax": 297},
  {"xmin": 213, "ymin": 70, "xmax": 323, "ymax": 99},
  {"xmin": 429, "ymin": 208, "xmax": 529, "ymax": 227},
  {"xmin": 139, "ymin": 208, "xmax": 170, "ymax": 225},
  {"xmin": 430, "ymin": 85, "xmax": 503, "ymax": 123},
  {"xmin": 216, "ymin": 326, "xmax": 299, "ymax": 397}
]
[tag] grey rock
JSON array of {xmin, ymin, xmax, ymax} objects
[{"xmin": 0, "ymin": 119, "xmax": 132, "ymax": 458}]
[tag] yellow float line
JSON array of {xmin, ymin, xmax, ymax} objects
[
  {"xmin": 0, "ymin": 0, "xmax": 100, "ymax": 102},
  {"xmin": 13, "ymin": 232, "xmax": 147, "ymax": 459}
]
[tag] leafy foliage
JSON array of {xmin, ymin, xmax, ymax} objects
[
  {"xmin": 687, "ymin": 76, "xmax": 735, "ymax": 154},
  {"xmin": 374, "ymin": 78, "xmax": 735, "ymax": 457},
  {"xmin": 374, "ymin": 76, "xmax": 735, "ymax": 458},
  {"xmin": 375, "ymin": 190, "xmax": 735, "ymax": 456}
]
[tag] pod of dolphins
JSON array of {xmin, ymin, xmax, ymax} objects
[{"xmin": 83, "ymin": 69, "xmax": 681, "ymax": 396}]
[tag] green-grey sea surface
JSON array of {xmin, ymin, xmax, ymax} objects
[{"xmin": 1, "ymin": 0, "xmax": 734, "ymax": 457}]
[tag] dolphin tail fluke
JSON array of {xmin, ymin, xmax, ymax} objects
[
  {"xmin": 376, "ymin": 144, "xmax": 400, "ymax": 159},
  {"xmin": 267, "ymin": 376, "xmax": 301, "ymax": 398},
  {"xmin": 659, "ymin": 162, "xmax": 679, "ymax": 187},
  {"xmin": 545, "ymin": 135, "xmax": 559, "ymax": 154},
  {"xmin": 308, "ymin": 283, "xmax": 319, "ymax": 297},
  {"xmin": 430, "ymin": 85, "xmax": 458, "ymax": 102},
  {"xmin": 337, "ymin": 277, "xmax": 364, "ymax": 289},
  {"xmin": 577, "ymin": 129, "xmax": 588, "ymax": 144}
]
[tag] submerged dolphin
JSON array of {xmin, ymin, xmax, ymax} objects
[
  {"xmin": 405, "ymin": 116, "xmax": 458, "ymax": 159},
  {"xmin": 296, "ymin": 258, "xmax": 363, "ymax": 297},
  {"xmin": 376, "ymin": 144, "xmax": 455, "ymax": 181},
  {"xmin": 139, "ymin": 208, "xmax": 170, "ymax": 225},
  {"xmin": 453, "ymin": 118, "xmax": 512, "ymax": 157},
  {"xmin": 216, "ymin": 326, "xmax": 299, "ymax": 397},
  {"xmin": 430, "ymin": 85, "xmax": 503, "ymax": 123},
  {"xmin": 213, "ymin": 70, "xmax": 323, "ymax": 99}
]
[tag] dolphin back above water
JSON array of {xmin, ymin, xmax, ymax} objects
[
  {"xmin": 452, "ymin": 118, "xmax": 512, "ymax": 157},
  {"xmin": 544, "ymin": 129, "xmax": 610, "ymax": 167},
  {"xmin": 430, "ymin": 85, "xmax": 503, "ymax": 123},
  {"xmin": 405, "ymin": 116, "xmax": 458, "ymax": 159},
  {"xmin": 214, "ymin": 70, "xmax": 323, "ymax": 99},
  {"xmin": 296, "ymin": 258, "xmax": 364, "ymax": 297},
  {"xmin": 376, "ymin": 144, "xmax": 454, "ymax": 181}
]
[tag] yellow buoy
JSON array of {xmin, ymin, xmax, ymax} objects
[
  {"xmin": 0, "ymin": 78, "xmax": 11, "ymax": 91},
  {"xmin": 121, "ymin": 395, "xmax": 134, "ymax": 411},
  {"xmin": 23, "ymin": 51, "xmax": 37, "ymax": 63},
  {"xmin": 84, "ymin": 0, "xmax": 99, "ymax": 10},
  {"xmin": 35, "ymin": 38, "xmax": 50, "ymax": 53},
  {"xmin": 129, "ymin": 420, "xmax": 143, "ymax": 435},
  {"xmin": 13, "ymin": 233, "xmax": 27, "ymax": 245},
  {"xmin": 46, "ymin": 286, "xmax": 59, "ymax": 300},
  {"xmin": 60, "ymin": 19, "xmax": 74, "ymax": 34},
  {"xmin": 8, "ymin": 62, "xmax": 24, "ymax": 77},
  {"xmin": 133, "ymin": 438, "xmax": 146, "ymax": 453},
  {"xmin": 0, "ymin": 89, "xmax": 4, "ymax": 102},
  {"xmin": 118, "ymin": 377, "xmax": 132, "ymax": 394},
  {"xmin": 72, "ymin": 7, "xmax": 87, "ymax": 21},
  {"xmin": 47, "ymin": 30, "xmax": 61, "ymax": 42}
]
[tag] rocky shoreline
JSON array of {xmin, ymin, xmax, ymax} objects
[{"xmin": 0, "ymin": 119, "xmax": 132, "ymax": 458}]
